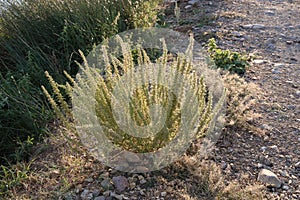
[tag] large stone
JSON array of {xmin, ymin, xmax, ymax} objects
[
  {"xmin": 112, "ymin": 176, "xmax": 129, "ymax": 193},
  {"xmin": 257, "ymin": 169, "xmax": 282, "ymax": 188}
]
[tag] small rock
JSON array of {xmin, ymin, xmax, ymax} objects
[
  {"xmin": 111, "ymin": 192, "xmax": 123, "ymax": 200},
  {"xmin": 161, "ymin": 192, "xmax": 167, "ymax": 197},
  {"xmin": 185, "ymin": 5, "xmax": 192, "ymax": 9},
  {"xmin": 221, "ymin": 161, "xmax": 227, "ymax": 170},
  {"xmin": 242, "ymin": 24, "xmax": 253, "ymax": 29},
  {"xmin": 298, "ymin": 138, "xmax": 300, "ymax": 142},
  {"xmin": 101, "ymin": 178, "xmax": 113, "ymax": 190},
  {"xmin": 231, "ymin": 31, "xmax": 243, "ymax": 37},
  {"xmin": 282, "ymin": 185, "xmax": 289, "ymax": 190},
  {"xmin": 278, "ymin": 170, "xmax": 288, "ymax": 177},
  {"xmin": 135, "ymin": 166, "xmax": 149, "ymax": 173},
  {"xmin": 85, "ymin": 178, "xmax": 94, "ymax": 183},
  {"xmin": 286, "ymin": 41, "xmax": 293, "ymax": 44},
  {"xmin": 138, "ymin": 176, "xmax": 147, "ymax": 184},
  {"xmin": 253, "ymin": 59, "xmax": 266, "ymax": 64},
  {"xmin": 261, "ymin": 146, "xmax": 267, "ymax": 152},
  {"xmin": 140, "ymin": 179, "xmax": 147, "ymax": 184},
  {"xmin": 188, "ymin": 0, "xmax": 200, "ymax": 5},
  {"xmin": 112, "ymin": 176, "xmax": 129, "ymax": 193},
  {"xmin": 295, "ymin": 162, "xmax": 300, "ymax": 168},
  {"xmin": 272, "ymin": 68, "xmax": 281, "ymax": 74},
  {"xmin": 257, "ymin": 163, "xmax": 264, "ymax": 168},
  {"xmin": 269, "ymin": 145, "xmax": 279, "ymax": 153},
  {"xmin": 252, "ymin": 24, "xmax": 266, "ymax": 29},
  {"xmin": 265, "ymin": 10, "xmax": 275, "ymax": 15},
  {"xmin": 261, "ymin": 124, "xmax": 272, "ymax": 130},
  {"xmin": 295, "ymin": 91, "xmax": 300, "ymax": 97},
  {"xmin": 94, "ymin": 196, "xmax": 106, "ymax": 200},
  {"xmin": 257, "ymin": 169, "xmax": 282, "ymax": 188},
  {"xmin": 80, "ymin": 189, "xmax": 93, "ymax": 200},
  {"xmin": 92, "ymin": 189, "xmax": 101, "ymax": 197}
]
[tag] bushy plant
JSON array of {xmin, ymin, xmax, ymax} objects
[
  {"xmin": 43, "ymin": 37, "xmax": 224, "ymax": 153},
  {"xmin": 207, "ymin": 38, "xmax": 251, "ymax": 75}
]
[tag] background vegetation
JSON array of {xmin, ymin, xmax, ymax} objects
[{"xmin": 0, "ymin": 0, "xmax": 161, "ymax": 165}]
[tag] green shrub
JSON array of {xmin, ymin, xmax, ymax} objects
[
  {"xmin": 0, "ymin": 0, "xmax": 161, "ymax": 164},
  {"xmin": 207, "ymin": 38, "xmax": 251, "ymax": 75}
]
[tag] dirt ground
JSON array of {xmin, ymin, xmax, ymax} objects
[{"xmin": 164, "ymin": 0, "xmax": 300, "ymax": 199}]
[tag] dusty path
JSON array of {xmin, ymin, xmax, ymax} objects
[{"xmin": 166, "ymin": 0, "xmax": 300, "ymax": 199}]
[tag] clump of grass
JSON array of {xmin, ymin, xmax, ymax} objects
[
  {"xmin": 173, "ymin": 156, "xmax": 265, "ymax": 200},
  {"xmin": 0, "ymin": 73, "xmax": 51, "ymax": 165},
  {"xmin": 223, "ymin": 73, "xmax": 261, "ymax": 130}
]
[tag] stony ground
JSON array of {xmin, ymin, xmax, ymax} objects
[
  {"xmin": 8, "ymin": 0, "xmax": 300, "ymax": 199},
  {"xmin": 166, "ymin": 0, "xmax": 299, "ymax": 199}
]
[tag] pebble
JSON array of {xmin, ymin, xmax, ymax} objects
[
  {"xmin": 265, "ymin": 10, "xmax": 275, "ymax": 15},
  {"xmin": 261, "ymin": 146, "xmax": 267, "ymax": 152},
  {"xmin": 250, "ymin": 24, "xmax": 266, "ymax": 29},
  {"xmin": 80, "ymin": 189, "xmax": 93, "ymax": 200},
  {"xmin": 136, "ymin": 166, "xmax": 149, "ymax": 173},
  {"xmin": 242, "ymin": 24, "xmax": 253, "ymax": 29},
  {"xmin": 92, "ymin": 190, "xmax": 101, "ymax": 197},
  {"xmin": 111, "ymin": 192, "xmax": 123, "ymax": 200},
  {"xmin": 161, "ymin": 191, "xmax": 167, "ymax": 197},
  {"xmin": 295, "ymin": 91, "xmax": 300, "ymax": 97},
  {"xmin": 269, "ymin": 145, "xmax": 279, "ymax": 153},
  {"xmin": 94, "ymin": 197, "xmax": 106, "ymax": 200},
  {"xmin": 274, "ymin": 63, "xmax": 285, "ymax": 67},
  {"xmin": 253, "ymin": 59, "xmax": 267, "ymax": 64},
  {"xmin": 272, "ymin": 68, "xmax": 281, "ymax": 74},
  {"xmin": 257, "ymin": 163, "xmax": 264, "ymax": 168},
  {"xmin": 85, "ymin": 178, "xmax": 94, "ymax": 183},
  {"xmin": 278, "ymin": 170, "xmax": 288, "ymax": 177},
  {"xmin": 185, "ymin": 5, "xmax": 192, "ymax": 9},
  {"xmin": 295, "ymin": 162, "xmax": 300, "ymax": 168},
  {"xmin": 221, "ymin": 161, "xmax": 227, "ymax": 170},
  {"xmin": 282, "ymin": 185, "xmax": 289, "ymax": 191},
  {"xmin": 101, "ymin": 179, "xmax": 113, "ymax": 190},
  {"xmin": 231, "ymin": 31, "xmax": 243, "ymax": 37},
  {"xmin": 261, "ymin": 124, "xmax": 272, "ymax": 131},
  {"xmin": 188, "ymin": 0, "xmax": 200, "ymax": 5},
  {"xmin": 112, "ymin": 176, "xmax": 129, "ymax": 193}
]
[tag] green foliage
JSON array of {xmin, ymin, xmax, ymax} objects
[
  {"xmin": 0, "ymin": 162, "xmax": 30, "ymax": 196},
  {"xmin": 0, "ymin": 0, "xmax": 161, "ymax": 164},
  {"xmin": 207, "ymin": 38, "xmax": 251, "ymax": 75},
  {"xmin": 0, "ymin": 73, "xmax": 51, "ymax": 164}
]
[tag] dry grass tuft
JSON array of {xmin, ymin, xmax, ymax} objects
[{"xmin": 223, "ymin": 73, "xmax": 262, "ymax": 132}]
